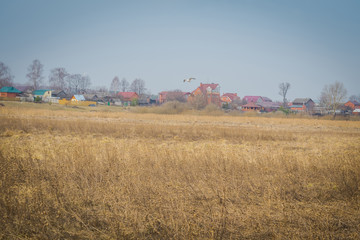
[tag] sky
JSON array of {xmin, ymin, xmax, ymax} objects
[{"xmin": 1, "ymin": 0, "xmax": 359, "ymax": 101}]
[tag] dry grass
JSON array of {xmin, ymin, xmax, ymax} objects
[{"xmin": 1, "ymin": 102, "xmax": 360, "ymax": 239}]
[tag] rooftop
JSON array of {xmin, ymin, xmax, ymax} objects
[
  {"xmin": 33, "ymin": 89, "xmax": 51, "ymax": 95},
  {"xmin": 0, "ymin": 86, "xmax": 22, "ymax": 93}
]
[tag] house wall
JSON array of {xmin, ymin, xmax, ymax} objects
[
  {"xmin": 158, "ymin": 94, "xmax": 165, "ymax": 104},
  {"xmin": 43, "ymin": 91, "xmax": 52, "ymax": 99},
  {"xmin": 207, "ymin": 93, "xmax": 221, "ymax": 106},
  {"xmin": 242, "ymin": 106, "xmax": 263, "ymax": 111},
  {"xmin": 291, "ymin": 106, "xmax": 306, "ymax": 111},
  {"xmin": 0, "ymin": 92, "xmax": 17, "ymax": 98},
  {"xmin": 305, "ymin": 101, "xmax": 315, "ymax": 111}
]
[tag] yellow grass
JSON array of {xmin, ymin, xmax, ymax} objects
[{"xmin": 1, "ymin": 102, "xmax": 360, "ymax": 239}]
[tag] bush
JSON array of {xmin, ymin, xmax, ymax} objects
[
  {"xmin": 278, "ymin": 106, "xmax": 291, "ymax": 115},
  {"xmin": 131, "ymin": 98, "xmax": 139, "ymax": 106},
  {"xmin": 34, "ymin": 96, "xmax": 42, "ymax": 103}
]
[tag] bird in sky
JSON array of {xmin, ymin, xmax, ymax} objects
[{"xmin": 183, "ymin": 77, "xmax": 196, "ymax": 83}]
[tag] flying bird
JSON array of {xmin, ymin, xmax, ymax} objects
[{"xmin": 183, "ymin": 77, "xmax": 196, "ymax": 83}]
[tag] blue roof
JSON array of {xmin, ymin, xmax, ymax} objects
[
  {"xmin": 74, "ymin": 95, "xmax": 86, "ymax": 101},
  {"xmin": 0, "ymin": 86, "xmax": 22, "ymax": 93},
  {"xmin": 33, "ymin": 89, "xmax": 51, "ymax": 95}
]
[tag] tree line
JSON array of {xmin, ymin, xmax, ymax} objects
[
  {"xmin": 109, "ymin": 77, "xmax": 146, "ymax": 95},
  {"xmin": 0, "ymin": 60, "xmax": 147, "ymax": 96}
]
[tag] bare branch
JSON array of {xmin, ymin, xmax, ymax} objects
[
  {"xmin": 0, "ymin": 62, "xmax": 14, "ymax": 88},
  {"xmin": 279, "ymin": 82, "xmax": 291, "ymax": 107},
  {"xmin": 26, "ymin": 59, "xmax": 44, "ymax": 90}
]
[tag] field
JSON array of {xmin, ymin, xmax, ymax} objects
[{"xmin": 1, "ymin": 102, "xmax": 360, "ymax": 239}]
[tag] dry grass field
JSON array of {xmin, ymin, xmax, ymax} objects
[{"xmin": 1, "ymin": 102, "xmax": 360, "ymax": 239}]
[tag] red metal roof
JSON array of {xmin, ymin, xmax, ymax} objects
[
  {"xmin": 242, "ymin": 102, "xmax": 261, "ymax": 108},
  {"xmin": 117, "ymin": 92, "xmax": 138, "ymax": 99},
  {"xmin": 222, "ymin": 93, "xmax": 239, "ymax": 101},
  {"xmin": 243, "ymin": 96, "xmax": 262, "ymax": 102},
  {"xmin": 192, "ymin": 83, "xmax": 219, "ymax": 95}
]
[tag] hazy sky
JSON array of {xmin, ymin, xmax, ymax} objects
[{"xmin": 1, "ymin": 0, "xmax": 359, "ymax": 101}]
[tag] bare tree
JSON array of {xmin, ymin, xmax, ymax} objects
[
  {"xmin": 79, "ymin": 74, "xmax": 91, "ymax": 92},
  {"xmin": 67, "ymin": 74, "xmax": 82, "ymax": 94},
  {"xmin": 26, "ymin": 59, "xmax": 44, "ymax": 90},
  {"xmin": 279, "ymin": 82, "xmax": 291, "ymax": 107},
  {"xmin": 0, "ymin": 61, "xmax": 14, "ymax": 88},
  {"xmin": 320, "ymin": 81, "xmax": 347, "ymax": 113},
  {"xmin": 66, "ymin": 73, "xmax": 91, "ymax": 94},
  {"xmin": 110, "ymin": 76, "xmax": 120, "ymax": 93},
  {"xmin": 166, "ymin": 90, "xmax": 187, "ymax": 102},
  {"xmin": 120, "ymin": 78, "xmax": 129, "ymax": 92},
  {"xmin": 49, "ymin": 68, "xmax": 68, "ymax": 90},
  {"xmin": 130, "ymin": 78, "xmax": 146, "ymax": 96},
  {"xmin": 349, "ymin": 94, "xmax": 360, "ymax": 102}
]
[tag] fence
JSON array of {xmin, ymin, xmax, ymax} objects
[
  {"xmin": 0, "ymin": 97, "xmax": 20, "ymax": 102},
  {"xmin": 59, "ymin": 99, "xmax": 97, "ymax": 106}
]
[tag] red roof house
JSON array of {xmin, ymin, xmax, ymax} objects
[
  {"xmin": 344, "ymin": 101, "xmax": 360, "ymax": 110},
  {"xmin": 117, "ymin": 92, "xmax": 139, "ymax": 102},
  {"xmin": 188, "ymin": 83, "xmax": 221, "ymax": 106},
  {"xmin": 221, "ymin": 93, "xmax": 240, "ymax": 103},
  {"xmin": 242, "ymin": 102, "xmax": 264, "ymax": 111},
  {"xmin": 243, "ymin": 96, "xmax": 263, "ymax": 103}
]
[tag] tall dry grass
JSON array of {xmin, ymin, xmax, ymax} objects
[{"xmin": 0, "ymin": 102, "xmax": 360, "ymax": 239}]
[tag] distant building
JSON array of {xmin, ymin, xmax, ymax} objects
[
  {"xmin": 221, "ymin": 93, "xmax": 240, "ymax": 104},
  {"xmin": 117, "ymin": 92, "xmax": 139, "ymax": 106},
  {"xmin": 71, "ymin": 95, "xmax": 86, "ymax": 101},
  {"xmin": 188, "ymin": 83, "xmax": 221, "ymax": 106},
  {"xmin": 258, "ymin": 102, "xmax": 281, "ymax": 112},
  {"xmin": 344, "ymin": 100, "xmax": 360, "ymax": 111},
  {"xmin": 242, "ymin": 96, "xmax": 264, "ymax": 103},
  {"xmin": 32, "ymin": 89, "xmax": 53, "ymax": 102},
  {"xmin": 0, "ymin": 86, "xmax": 22, "ymax": 98},
  {"xmin": 52, "ymin": 90, "xmax": 68, "ymax": 99},
  {"xmin": 242, "ymin": 102, "xmax": 263, "ymax": 111},
  {"xmin": 290, "ymin": 98, "xmax": 315, "ymax": 112}
]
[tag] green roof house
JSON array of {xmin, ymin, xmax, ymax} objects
[
  {"xmin": 0, "ymin": 86, "xmax": 22, "ymax": 98},
  {"xmin": 32, "ymin": 89, "xmax": 52, "ymax": 101}
]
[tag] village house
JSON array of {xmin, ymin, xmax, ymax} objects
[
  {"xmin": 290, "ymin": 98, "xmax": 315, "ymax": 112},
  {"xmin": 117, "ymin": 92, "xmax": 139, "ymax": 106},
  {"xmin": 221, "ymin": 93, "xmax": 240, "ymax": 104},
  {"xmin": 0, "ymin": 86, "xmax": 22, "ymax": 98},
  {"xmin": 242, "ymin": 96, "xmax": 264, "ymax": 103},
  {"xmin": 188, "ymin": 83, "xmax": 221, "ymax": 106},
  {"xmin": 258, "ymin": 102, "xmax": 281, "ymax": 112},
  {"xmin": 241, "ymin": 102, "xmax": 264, "ymax": 112},
  {"xmin": 242, "ymin": 96, "xmax": 273, "ymax": 104},
  {"xmin": 52, "ymin": 90, "xmax": 68, "ymax": 99},
  {"xmin": 71, "ymin": 95, "xmax": 86, "ymax": 101},
  {"xmin": 344, "ymin": 100, "xmax": 360, "ymax": 110},
  {"xmin": 32, "ymin": 89, "xmax": 54, "ymax": 102},
  {"xmin": 84, "ymin": 94, "xmax": 100, "ymax": 102}
]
